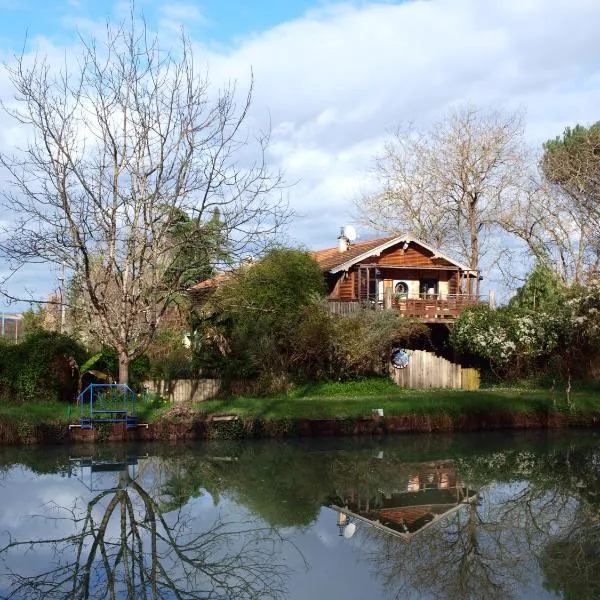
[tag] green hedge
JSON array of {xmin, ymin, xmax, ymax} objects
[{"xmin": 0, "ymin": 331, "xmax": 86, "ymax": 403}]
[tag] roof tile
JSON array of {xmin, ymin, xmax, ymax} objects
[{"xmin": 310, "ymin": 236, "xmax": 396, "ymax": 271}]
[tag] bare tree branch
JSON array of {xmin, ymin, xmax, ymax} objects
[{"xmin": 0, "ymin": 11, "xmax": 289, "ymax": 382}]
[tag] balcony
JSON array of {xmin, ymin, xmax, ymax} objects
[{"xmin": 327, "ymin": 294, "xmax": 486, "ymax": 322}]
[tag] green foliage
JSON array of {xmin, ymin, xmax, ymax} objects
[
  {"xmin": 509, "ymin": 263, "xmax": 566, "ymax": 313},
  {"xmin": 542, "ymin": 121, "xmax": 600, "ymax": 227},
  {"xmin": 542, "ymin": 121, "xmax": 600, "ymax": 183},
  {"xmin": 146, "ymin": 328, "xmax": 194, "ymax": 381},
  {"xmin": 288, "ymin": 377, "xmax": 405, "ymax": 398},
  {"xmin": 568, "ymin": 280, "xmax": 600, "ymax": 353},
  {"xmin": 221, "ymin": 247, "xmax": 326, "ymax": 316},
  {"xmin": 329, "ymin": 309, "xmax": 428, "ymax": 379},
  {"xmin": 193, "ymin": 248, "xmax": 427, "ymax": 389},
  {"xmin": 79, "ymin": 351, "xmax": 103, "ymax": 374},
  {"xmin": 451, "ymin": 266, "xmax": 600, "ymax": 385},
  {"xmin": 90, "ymin": 347, "xmax": 151, "ymax": 391},
  {"xmin": 452, "ymin": 265, "xmax": 573, "ymax": 370},
  {"xmin": 195, "ymin": 248, "xmax": 327, "ymax": 387},
  {"xmin": 165, "ymin": 207, "xmax": 229, "ymax": 289},
  {"xmin": 0, "ymin": 331, "xmax": 86, "ymax": 403},
  {"xmin": 451, "ymin": 302, "xmax": 567, "ymax": 371},
  {"xmin": 20, "ymin": 307, "xmax": 46, "ymax": 339}
]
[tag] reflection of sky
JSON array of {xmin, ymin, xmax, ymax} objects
[
  {"xmin": 0, "ymin": 460, "xmax": 386, "ymax": 599},
  {"xmin": 0, "ymin": 443, "xmax": 587, "ymax": 600}
]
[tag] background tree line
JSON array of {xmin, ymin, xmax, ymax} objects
[
  {"xmin": 358, "ymin": 107, "xmax": 600, "ymax": 289},
  {"xmin": 356, "ymin": 107, "xmax": 600, "ymax": 386}
]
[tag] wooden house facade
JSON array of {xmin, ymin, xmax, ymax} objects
[{"xmin": 311, "ymin": 234, "xmax": 486, "ymax": 323}]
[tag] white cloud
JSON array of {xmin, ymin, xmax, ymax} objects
[
  {"xmin": 198, "ymin": 0, "xmax": 600, "ymax": 254},
  {"xmin": 2, "ymin": 0, "xmax": 600, "ymax": 302},
  {"xmin": 159, "ymin": 1, "xmax": 206, "ymax": 32}
]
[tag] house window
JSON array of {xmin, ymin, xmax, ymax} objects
[
  {"xmin": 420, "ymin": 279, "xmax": 438, "ymax": 298},
  {"xmin": 394, "ymin": 281, "xmax": 409, "ymax": 299}
]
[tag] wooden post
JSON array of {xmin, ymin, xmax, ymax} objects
[{"xmin": 384, "ymin": 286, "xmax": 392, "ymax": 310}]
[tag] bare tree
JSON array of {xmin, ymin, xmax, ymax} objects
[
  {"xmin": 498, "ymin": 122, "xmax": 600, "ymax": 285},
  {"xmin": 0, "ymin": 12, "xmax": 288, "ymax": 383},
  {"xmin": 357, "ymin": 106, "xmax": 528, "ymax": 294},
  {"xmin": 500, "ymin": 177, "xmax": 600, "ymax": 284}
]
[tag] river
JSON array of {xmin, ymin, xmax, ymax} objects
[{"xmin": 0, "ymin": 430, "xmax": 598, "ymax": 599}]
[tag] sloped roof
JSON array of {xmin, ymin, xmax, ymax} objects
[
  {"xmin": 311, "ymin": 236, "xmax": 396, "ymax": 271},
  {"xmin": 192, "ymin": 235, "xmax": 474, "ymax": 291},
  {"xmin": 190, "ymin": 271, "xmax": 232, "ymax": 290},
  {"xmin": 311, "ymin": 234, "xmax": 472, "ymax": 273}
]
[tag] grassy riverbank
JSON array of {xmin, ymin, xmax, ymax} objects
[
  {"xmin": 195, "ymin": 380, "xmax": 600, "ymax": 420},
  {"xmin": 2, "ymin": 378, "xmax": 599, "ymax": 429}
]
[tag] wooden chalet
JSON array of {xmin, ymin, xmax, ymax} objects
[{"xmin": 311, "ymin": 233, "xmax": 487, "ymax": 323}]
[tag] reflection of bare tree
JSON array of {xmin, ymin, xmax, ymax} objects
[
  {"xmin": 0, "ymin": 469, "xmax": 289, "ymax": 599},
  {"xmin": 364, "ymin": 497, "xmax": 526, "ymax": 600},
  {"xmin": 362, "ymin": 446, "xmax": 600, "ymax": 600}
]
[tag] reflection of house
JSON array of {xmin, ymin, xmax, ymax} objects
[
  {"xmin": 329, "ymin": 460, "xmax": 478, "ymax": 539},
  {"xmin": 312, "ymin": 233, "xmax": 487, "ymax": 323}
]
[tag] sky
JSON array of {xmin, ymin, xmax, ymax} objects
[{"xmin": 0, "ymin": 0, "xmax": 599, "ymax": 308}]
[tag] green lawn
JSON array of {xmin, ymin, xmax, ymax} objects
[
  {"xmin": 194, "ymin": 379, "xmax": 600, "ymax": 420},
  {"xmin": 1, "ymin": 378, "xmax": 599, "ymax": 426},
  {"xmin": 0, "ymin": 398, "xmax": 170, "ymax": 426}
]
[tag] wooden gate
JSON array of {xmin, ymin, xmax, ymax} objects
[{"xmin": 390, "ymin": 350, "xmax": 479, "ymax": 390}]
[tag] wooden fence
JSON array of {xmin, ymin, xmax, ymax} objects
[
  {"xmin": 390, "ymin": 350, "xmax": 480, "ymax": 390},
  {"xmin": 143, "ymin": 379, "xmax": 221, "ymax": 403}
]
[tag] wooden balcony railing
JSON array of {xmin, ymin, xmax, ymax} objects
[{"xmin": 327, "ymin": 294, "xmax": 485, "ymax": 321}]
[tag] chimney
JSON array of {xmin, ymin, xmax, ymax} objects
[{"xmin": 337, "ymin": 227, "xmax": 349, "ymax": 253}]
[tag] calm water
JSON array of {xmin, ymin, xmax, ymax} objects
[{"xmin": 0, "ymin": 431, "xmax": 599, "ymax": 599}]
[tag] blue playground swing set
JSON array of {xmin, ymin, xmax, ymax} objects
[{"xmin": 76, "ymin": 383, "xmax": 140, "ymax": 429}]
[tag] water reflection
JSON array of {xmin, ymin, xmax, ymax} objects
[
  {"xmin": 354, "ymin": 441, "xmax": 600, "ymax": 599},
  {"xmin": 329, "ymin": 459, "xmax": 478, "ymax": 539},
  {"xmin": 0, "ymin": 433, "xmax": 599, "ymax": 599},
  {"xmin": 68, "ymin": 454, "xmax": 144, "ymax": 491},
  {"xmin": 0, "ymin": 451, "xmax": 290, "ymax": 599}
]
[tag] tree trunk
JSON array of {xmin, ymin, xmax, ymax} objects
[{"xmin": 118, "ymin": 352, "xmax": 130, "ymax": 386}]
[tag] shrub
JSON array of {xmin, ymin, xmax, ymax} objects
[
  {"xmin": 329, "ymin": 309, "xmax": 428, "ymax": 379},
  {"xmin": 0, "ymin": 331, "xmax": 86, "ymax": 403},
  {"xmin": 451, "ymin": 268, "xmax": 600, "ymax": 382},
  {"xmin": 194, "ymin": 248, "xmax": 327, "ymax": 389}
]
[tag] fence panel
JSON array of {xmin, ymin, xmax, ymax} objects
[
  {"xmin": 390, "ymin": 350, "xmax": 478, "ymax": 390},
  {"xmin": 144, "ymin": 379, "xmax": 221, "ymax": 403},
  {"xmin": 461, "ymin": 368, "xmax": 480, "ymax": 390}
]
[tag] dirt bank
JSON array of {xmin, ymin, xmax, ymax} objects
[{"xmin": 1, "ymin": 410, "xmax": 599, "ymax": 445}]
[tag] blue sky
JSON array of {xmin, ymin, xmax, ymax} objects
[
  {"xmin": 0, "ymin": 0, "xmax": 323, "ymax": 48},
  {"xmin": 1, "ymin": 0, "xmax": 600, "ymax": 308}
]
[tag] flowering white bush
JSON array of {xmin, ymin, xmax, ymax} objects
[
  {"xmin": 451, "ymin": 305, "xmax": 567, "ymax": 366},
  {"xmin": 452, "ymin": 278, "xmax": 600, "ymax": 373},
  {"xmin": 568, "ymin": 280, "xmax": 600, "ymax": 344}
]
